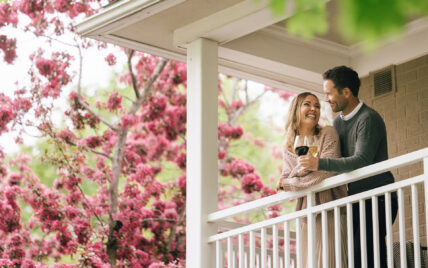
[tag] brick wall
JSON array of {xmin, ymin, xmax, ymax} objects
[{"xmin": 358, "ymin": 54, "xmax": 428, "ymax": 245}]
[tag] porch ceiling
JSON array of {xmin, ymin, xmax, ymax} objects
[{"xmin": 76, "ymin": 0, "xmax": 428, "ymax": 94}]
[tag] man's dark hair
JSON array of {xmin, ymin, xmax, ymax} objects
[{"xmin": 323, "ymin": 66, "xmax": 360, "ymax": 97}]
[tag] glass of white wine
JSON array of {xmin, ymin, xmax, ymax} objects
[{"xmin": 307, "ymin": 136, "xmax": 319, "ymax": 157}]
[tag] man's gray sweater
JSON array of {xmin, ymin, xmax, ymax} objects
[{"xmin": 318, "ymin": 104, "xmax": 395, "ymax": 195}]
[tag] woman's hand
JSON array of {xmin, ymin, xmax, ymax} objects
[{"xmin": 298, "ymin": 154, "xmax": 319, "ymax": 171}]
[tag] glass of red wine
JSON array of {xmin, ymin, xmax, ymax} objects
[{"xmin": 294, "ymin": 135, "xmax": 309, "ymax": 156}]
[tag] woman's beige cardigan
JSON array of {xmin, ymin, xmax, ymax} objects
[{"xmin": 277, "ymin": 126, "xmax": 347, "ymax": 210}]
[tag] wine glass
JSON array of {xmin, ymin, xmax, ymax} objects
[
  {"xmin": 294, "ymin": 135, "xmax": 309, "ymax": 156},
  {"xmin": 307, "ymin": 136, "xmax": 319, "ymax": 157}
]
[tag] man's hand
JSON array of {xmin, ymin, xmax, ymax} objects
[{"xmin": 298, "ymin": 154, "xmax": 319, "ymax": 171}]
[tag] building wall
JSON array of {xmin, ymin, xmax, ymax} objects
[{"xmin": 358, "ymin": 53, "xmax": 428, "ymax": 245}]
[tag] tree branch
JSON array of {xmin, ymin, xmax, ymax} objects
[
  {"xmin": 65, "ymin": 140, "xmax": 112, "ymax": 160},
  {"xmin": 77, "ymin": 97, "xmax": 120, "ymax": 132},
  {"xmin": 128, "ymin": 58, "xmax": 168, "ymax": 115},
  {"xmin": 127, "ymin": 49, "xmax": 139, "ymax": 99},
  {"xmin": 231, "ymin": 78, "xmax": 238, "ymax": 102},
  {"xmin": 75, "ymin": 44, "xmax": 119, "ymax": 132},
  {"xmin": 229, "ymin": 89, "xmax": 268, "ymax": 125},
  {"xmin": 166, "ymin": 206, "xmax": 185, "ymax": 255},
  {"xmin": 107, "ymin": 58, "xmax": 168, "ymax": 265},
  {"xmin": 43, "ymin": 124, "xmax": 106, "ymax": 229}
]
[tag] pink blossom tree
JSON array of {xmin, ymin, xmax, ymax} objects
[{"xmin": 0, "ymin": 0, "xmax": 292, "ymax": 266}]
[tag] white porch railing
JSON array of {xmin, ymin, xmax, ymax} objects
[{"xmin": 208, "ymin": 148, "xmax": 428, "ymax": 268}]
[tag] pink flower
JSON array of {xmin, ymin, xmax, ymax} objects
[
  {"xmin": 105, "ymin": 53, "xmax": 116, "ymax": 66},
  {"xmin": 174, "ymin": 153, "xmax": 186, "ymax": 170},
  {"xmin": 0, "ymin": 3, "xmax": 18, "ymax": 27},
  {"xmin": 229, "ymin": 159, "xmax": 255, "ymax": 177},
  {"xmin": 8, "ymin": 173, "xmax": 21, "ymax": 185},
  {"xmin": 177, "ymin": 175, "xmax": 186, "ymax": 189},
  {"xmin": 106, "ymin": 91, "xmax": 122, "ymax": 111},
  {"xmin": 120, "ymin": 114, "xmax": 136, "ymax": 129},
  {"xmin": 0, "ymin": 35, "xmax": 17, "ymax": 64},
  {"xmin": 85, "ymin": 135, "xmax": 102, "ymax": 148},
  {"xmin": 0, "ymin": 100, "xmax": 14, "ymax": 132},
  {"xmin": 218, "ymin": 150, "xmax": 226, "ymax": 160},
  {"xmin": 241, "ymin": 173, "xmax": 263, "ymax": 194},
  {"xmin": 218, "ymin": 123, "xmax": 244, "ymax": 140},
  {"xmin": 53, "ymin": 0, "xmax": 70, "ymax": 13},
  {"xmin": 12, "ymin": 97, "xmax": 32, "ymax": 112},
  {"xmin": 35, "ymin": 57, "xmax": 55, "ymax": 76},
  {"xmin": 73, "ymin": 219, "xmax": 91, "ymax": 244},
  {"xmin": 164, "ymin": 208, "xmax": 178, "ymax": 221},
  {"xmin": 58, "ymin": 128, "xmax": 76, "ymax": 143},
  {"xmin": 230, "ymin": 100, "xmax": 243, "ymax": 110},
  {"xmin": 16, "ymin": 0, "xmax": 44, "ymax": 20},
  {"xmin": 65, "ymin": 175, "xmax": 81, "ymax": 191}
]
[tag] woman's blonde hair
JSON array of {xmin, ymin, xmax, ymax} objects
[{"xmin": 284, "ymin": 92, "xmax": 322, "ymax": 150}]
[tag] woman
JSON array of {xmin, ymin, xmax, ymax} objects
[{"xmin": 277, "ymin": 92, "xmax": 347, "ymax": 268}]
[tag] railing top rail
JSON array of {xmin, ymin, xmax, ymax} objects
[
  {"xmin": 208, "ymin": 147, "xmax": 428, "ymax": 223},
  {"xmin": 208, "ymin": 174, "xmax": 425, "ymax": 243}
]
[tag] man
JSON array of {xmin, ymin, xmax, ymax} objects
[{"xmin": 298, "ymin": 66, "xmax": 398, "ymax": 267}]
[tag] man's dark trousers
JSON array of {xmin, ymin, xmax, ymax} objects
[{"xmin": 351, "ymin": 194, "xmax": 398, "ymax": 268}]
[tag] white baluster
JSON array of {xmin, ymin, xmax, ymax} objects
[
  {"xmin": 334, "ymin": 206, "xmax": 341, "ymax": 268},
  {"xmin": 273, "ymin": 224, "xmax": 279, "ymax": 268},
  {"xmin": 372, "ymin": 195, "xmax": 380, "ymax": 268},
  {"xmin": 385, "ymin": 192, "xmax": 393, "ymax": 268},
  {"xmin": 250, "ymin": 231, "xmax": 255, "ymax": 268},
  {"xmin": 284, "ymin": 221, "xmax": 290, "ymax": 268},
  {"xmin": 256, "ymin": 253, "xmax": 260, "ymax": 268},
  {"xmin": 217, "ymin": 240, "xmax": 224, "ymax": 268},
  {"xmin": 239, "ymin": 234, "xmax": 244, "ymax": 268},
  {"xmin": 321, "ymin": 210, "xmax": 328, "ymax": 268},
  {"xmin": 228, "ymin": 237, "xmax": 233, "ymax": 268},
  {"xmin": 359, "ymin": 200, "xmax": 367, "ymax": 268},
  {"xmin": 398, "ymin": 188, "xmax": 407, "ymax": 268},
  {"xmin": 412, "ymin": 184, "xmax": 421, "ymax": 268},
  {"xmin": 347, "ymin": 203, "xmax": 354, "ymax": 268},
  {"xmin": 307, "ymin": 193, "xmax": 316, "ymax": 268},
  {"xmin": 261, "ymin": 227, "xmax": 267, "ymax": 268},
  {"xmin": 296, "ymin": 218, "xmax": 302, "ymax": 268},
  {"xmin": 260, "ymin": 227, "xmax": 267, "ymax": 268}
]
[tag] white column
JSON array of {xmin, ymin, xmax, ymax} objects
[{"xmin": 186, "ymin": 38, "xmax": 219, "ymax": 268}]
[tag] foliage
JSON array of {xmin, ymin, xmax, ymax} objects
[
  {"xmin": 269, "ymin": 0, "xmax": 428, "ymax": 45},
  {"xmin": 0, "ymin": 0, "xmax": 294, "ymax": 266}
]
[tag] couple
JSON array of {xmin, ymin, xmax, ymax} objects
[{"xmin": 277, "ymin": 66, "xmax": 398, "ymax": 268}]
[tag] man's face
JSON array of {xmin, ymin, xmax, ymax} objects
[{"xmin": 323, "ymin": 79, "xmax": 347, "ymax": 113}]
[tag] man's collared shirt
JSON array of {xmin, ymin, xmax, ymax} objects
[{"xmin": 340, "ymin": 100, "xmax": 363, "ymax": 121}]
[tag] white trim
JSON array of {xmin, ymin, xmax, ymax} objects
[
  {"xmin": 173, "ymin": 0, "xmax": 296, "ymax": 47},
  {"xmin": 75, "ymin": 0, "xmax": 186, "ymax": 36},
  {"xmin": 261, "ymin": 25, "xmax": 352, "ymax": 57},
  {"xmin": 102, "ymin": 34, "xmax": 187, "ymax": 61}
]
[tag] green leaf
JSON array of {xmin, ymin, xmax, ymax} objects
[
  {"xmin": 270, "ymin": 0, "xmax": 287, "ymax": 16},
  {"xmin": 286, "ymin": 6, "xmax": 328, "ymax": 39}
]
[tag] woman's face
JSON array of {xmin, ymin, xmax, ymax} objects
[{"xmin": 299, "ymin": 95, "xmax": 320, "ymax": 129}]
